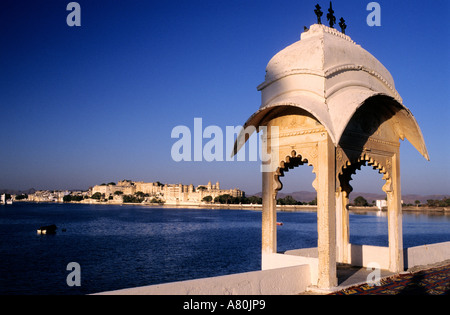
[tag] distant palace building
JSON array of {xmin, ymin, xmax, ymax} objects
[{"xmin": 90, "ymin": 180, "xmax": 244, "ymax": 205}]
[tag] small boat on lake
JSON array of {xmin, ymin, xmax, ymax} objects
[{"xmin": 37, "ymin": 225, "xmax": 57, "ymax": 235}]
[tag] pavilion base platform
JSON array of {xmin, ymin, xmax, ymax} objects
[{"xmin": 262, "ymin": 241, "xmax": 450, "ymax": 293}]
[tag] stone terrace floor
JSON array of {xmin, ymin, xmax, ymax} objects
[{"xmin": 330, "ymin": 261, "xmax": 450, "ymax": 295}]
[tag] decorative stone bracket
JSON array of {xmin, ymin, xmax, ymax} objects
[{"xmin": 336, "ymin": 146, "xmax": 394, "ymax": 196}]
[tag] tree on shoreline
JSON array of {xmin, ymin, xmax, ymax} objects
[
  {"xmin": 277, "ymin": 195, "xmax": 302, "ymax": 205},
  {"xmin": 123, "ymin": 194, "xmax": 143, "ymax": 203},
  {"xmin": 212, "ymin": 194, "xmax": 263, "ymax": 205},
  {"xmin": 426, "ymin": 198, "xmax": 450, "ymax": 207},
  {"xmin": 15, "ymin": 194, "xmax": 28, "ymax": 200},
  {"xmin": 91, "ymin": 192, "xmax": 102, "ymax": 200},
  {"xmin": 202, "ymin": 196, "xmax": 213, "ymax": 203},
  {"xmin": 353, "ymin": 196, "xmax": 369, "ymax": 207},
  {"xmin": 63, "ymin": 195, "xmax": 83, "ymax": 202}
]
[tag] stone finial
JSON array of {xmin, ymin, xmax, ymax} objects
[
  {"xmin": 327, "ymin": 1, "xmax": 336, "ymax": 28},
  {"xmin": 314, "ymin": 4, "xmax": 323, "ymax": 24},
  {"xmin": 339, "ymin": 17, "xmax": 347, "ymax": 34}
]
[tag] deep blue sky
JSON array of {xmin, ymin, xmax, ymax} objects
[{"xmin": 0, "ymin": 0, "xmax": 448, "ymax": 195}]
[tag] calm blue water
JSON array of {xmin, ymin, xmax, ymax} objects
[{"xmin": 0, "ymin": 203, "xmax": 449, "ymax": 295}]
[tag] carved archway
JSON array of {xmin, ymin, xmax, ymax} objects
[
  {"xmin": 337, "ymin": 149, "xmax": 393, "ymax": 196},
  {"xmin": 275, "ymin": 150, "xmax": 316, "ymax": 193},
  {"xmin": 335, "ymin": 147, "xmax": 397, "ymax": 262}
]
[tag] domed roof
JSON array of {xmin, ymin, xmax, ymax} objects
[
  {"xmin": 233, "ymin": 24, "xmax": 428, "ymax": 160},
  {"xmin": 260, "ymin": 24, "xmax": 397, "ymax": 99}
]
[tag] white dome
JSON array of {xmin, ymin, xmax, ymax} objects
[{"xmin": 259, "ymin": 24, "xmax": 399, "ymax": 102}]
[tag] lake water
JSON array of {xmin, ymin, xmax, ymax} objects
[{"xmin": 0, "ymin": 203, "xmax": 449, "ymax": 295}]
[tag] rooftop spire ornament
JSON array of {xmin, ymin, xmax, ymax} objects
[
  {"xmin": 314, "ymin": 4, "xmax": 323, "ymax": 24},
  {"xmin": 327, "ymin": 1, "xmax": 336, "ymax": 28},
  {"xmin": 339, "ymin": 17, "xmax": 347, "ymax": 34}
]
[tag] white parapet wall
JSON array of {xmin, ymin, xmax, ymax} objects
[
  {"xmin": 348, "ymin": 241, "xmax": 450, "ymax": 270},
  {"xmin": 262, "ymin": 249, "xmax": 319, "ymax": 286},
  {"xmin": 95, "ymin": 242, "xmax": 450, "ymax": 295},
  {"xmin": 348, "ymin": 244, "xmax": 390, "ymax": 270},
  {"xmin": 95, "ymin": 265, "xmax": 311, "ymax": 295},
  {"xmin": 405, "ymin": 241, "xmax": 450, "ymax": 268}
]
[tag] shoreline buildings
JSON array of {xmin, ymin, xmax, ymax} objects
[
  {"xmin": 27, "ymin": 190, "xmax": 72, "ymax": 203},
  {"xmin": 25, "ymin": 180, "xmax": 244, "ymax": 205},
  {"xmin": 90, "ymin": 180, "xmax": 243, "ymax": 205}
]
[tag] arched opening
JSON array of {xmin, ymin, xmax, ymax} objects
[
  {"xmin": 275, "ymin": 163, "xmax": 317, "ymax": 253},
  {"xmin": 346, "ymin": 165, "xmax": 389, "ymax": 248},
  {"xmin": 347, "ymin": 163, "xmax": 385, "ymax": 199},
  {"xmin": 336, "ymin": 95, "xmax": 405, "ymax": 270}
]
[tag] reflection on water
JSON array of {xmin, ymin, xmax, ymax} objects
[{"xmin": 0, "ymin": 203, "xmax": 449, "ymax": 295}]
